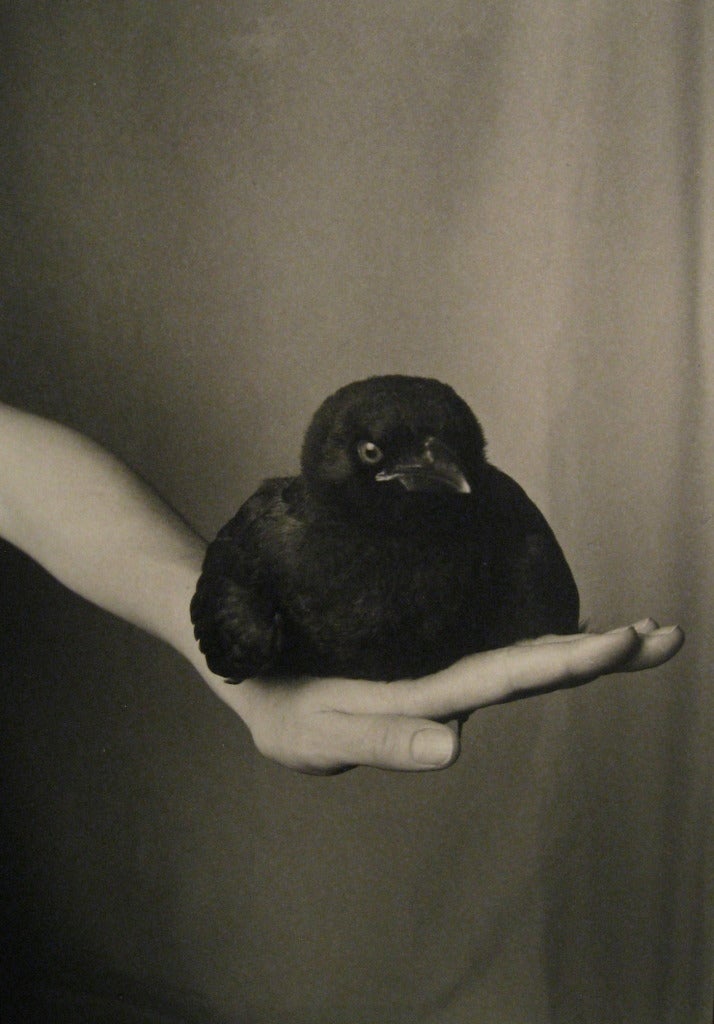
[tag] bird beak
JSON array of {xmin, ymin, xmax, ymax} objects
[{"xmin": 375, "ymin": 438, "xmax": 472, "ymax": 495}]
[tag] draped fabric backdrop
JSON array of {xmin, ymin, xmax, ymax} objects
[{"xmin": 1, "ymin": 3, "xmax": 711, "ymax": 1022}]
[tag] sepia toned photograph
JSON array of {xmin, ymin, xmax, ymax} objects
[{"xmin": 0, "ymin": 4, "xmax": 711, "ymax": 1022}]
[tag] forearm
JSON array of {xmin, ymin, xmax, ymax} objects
[{"xmin": 0, "ymin": 403, "xmax": 206, "ymax": 666}]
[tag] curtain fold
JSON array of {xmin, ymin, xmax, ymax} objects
[{"xmin": 1, "ymin": 2, "xmax": 711, "ymax": 1022}]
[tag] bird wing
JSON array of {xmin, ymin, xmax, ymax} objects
[
  {"xmin": 480, "ymin": 466, "xmax": 580, "ymax": 646},
  {"xmin": 190, "ymin": 478, "xmax": 294, "ymax": 681}
]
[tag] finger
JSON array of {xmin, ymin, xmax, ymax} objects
[
  {"xmin": 511, "ymin": 624, "xmax": 684, "ymax": 677},
  {"xmin": 307, "ymin": 712, "xmax": 460, "ymax": 773},
  {"xmin": 517, "ymin": 618, "xmax": 658, "ymax": 647},
  {"xmin": 374, "ymin": 628, "xmax": 644, "ymax": 719},
  {"xmin": 620, "ymin": 624, "xmax": 685, "ymax": 671}
]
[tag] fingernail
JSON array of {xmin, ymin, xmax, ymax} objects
[
  {"xmin": 411, "ymin": 728, "xmax": 455, "ymax": 766},
  {"xmin": 632, "ymin": 617, "xmax": 658, "ymax": 632}
]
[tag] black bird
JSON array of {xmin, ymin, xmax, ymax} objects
[{"xmin": 191, "ymin": 375, "xmax": 579, "ymax": 683}]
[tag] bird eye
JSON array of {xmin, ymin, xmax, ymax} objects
[{"xmin": 356, "ymin": 440, "xmax": 384, "ymax": 465}]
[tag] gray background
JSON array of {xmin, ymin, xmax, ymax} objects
[{"xmin": 1, "ymin": 4, "xmax": 711, "ymax": 1022}]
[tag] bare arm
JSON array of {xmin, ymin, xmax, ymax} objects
[
  {"xmin": 0, "ymin": 402, "xmax": 684, "ymax": 774},
  {"xmin": 0, "ymin": 404, "xmax": 205, "ymax": 669}
]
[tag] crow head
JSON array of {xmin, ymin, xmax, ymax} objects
[{"xmin": 301, "ymin": 375, "xmax": 487, "ymax": 523}]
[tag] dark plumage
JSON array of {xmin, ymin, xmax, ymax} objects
[{"xmin": 191, "ymin": 375, "xmax": 579, "ymax": 682}]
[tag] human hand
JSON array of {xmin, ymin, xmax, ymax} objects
[{"xmin": 197, "ymin": 619, "xmax": 683, "ymax": 774}]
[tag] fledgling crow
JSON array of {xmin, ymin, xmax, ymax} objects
[{"xmin": 191, "ymin": 375, "xmax": 579, "ymax": 682}]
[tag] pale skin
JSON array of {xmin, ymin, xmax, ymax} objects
[{"xmin": 0, "ymin": 402, "xmax": 684, "ymax": 774}]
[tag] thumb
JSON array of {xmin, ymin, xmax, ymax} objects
[{"xmin": 321, "ymin": 713, "xmax": 460, "ymax": 773}]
